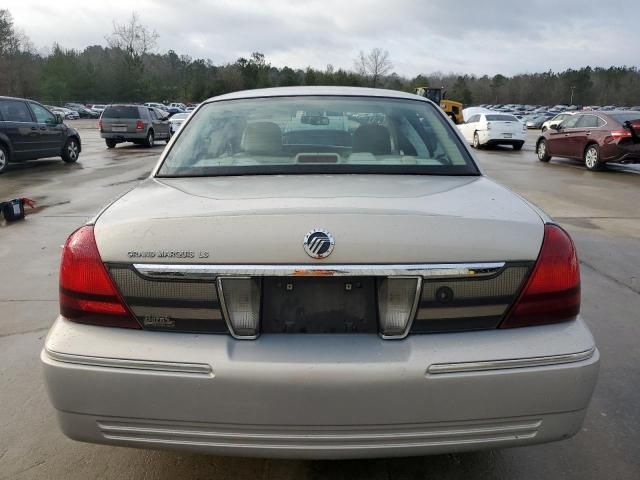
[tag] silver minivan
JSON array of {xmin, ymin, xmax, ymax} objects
[{"xmin": 99, "ymin": 105, "xmax": 171, "ymax": 148}]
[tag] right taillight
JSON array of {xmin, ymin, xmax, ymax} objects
[
  {"xmin": 59, "ymin": 226, "xmax": 140, "ymax": 329},
  {"xmin": 610, "ymin": 129, "xmax": 632, "ymax": 140},
  {"xmin": 135, "ymin": 120, "xmax": 144, "ymax": 129},
  {"xmin": 500, "ymin": 224, "xmax": 580, "ymax": 328}
]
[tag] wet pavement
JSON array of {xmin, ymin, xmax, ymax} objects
[{"xmin": 0, "ymin": 121, "xmax": 638, "ymax": 479}]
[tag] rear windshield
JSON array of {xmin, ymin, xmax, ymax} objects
[
  {"xmin": 485, "ymin": 114, "xmax": 518, "ymax": 122},
  {"xmin": 610, "ymin": 113, "xmax": 640, "ymax": 123},
  {"xmin": 102, "ymin": 106, "xmax": 140, "ymax": 119},
  {"xmin": 157, "ymin": 96, "xmax": 479, "ymax": 177}
]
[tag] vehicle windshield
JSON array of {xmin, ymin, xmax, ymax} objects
[
  {"xmin": 102, "ymin": 106, "xmax": 139, "ymax": 118},
  {"xmin": 485, "ymin": 114, "xmax": 518, "ymax": 121},
  {"xmin": 158, "ymin": 96, "xmax": 479, "ymax": 177}
]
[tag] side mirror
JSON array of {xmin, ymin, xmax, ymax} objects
[
  {"xmin": 54, "ymin": 114, "xmax": 64, "ymax": 124},
  {"xmin": 550, "ymin": 123, "xmax": 561, "ymax": 131}
]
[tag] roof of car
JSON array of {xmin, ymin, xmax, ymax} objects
[{"xmin": 205, "ymin": 86, "xmax": 433, "ymax": 104}]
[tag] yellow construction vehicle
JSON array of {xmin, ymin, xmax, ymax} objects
[{"xmin": 414, "ymin": 87, "xmax": 464, "ymax": 124}]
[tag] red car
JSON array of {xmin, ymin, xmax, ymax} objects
[{"xmin": 536, "ymin": 111, "xmax": 640, "ymax": 170}]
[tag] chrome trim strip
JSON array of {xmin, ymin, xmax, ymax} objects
[
  {"xmin": 133, "ymin": 262, "xmax": 506, "ymax": 280},
  {"xmin": 45, "ymin": 349, "xmax": 213, "ymax": 376},
  {"xmin": 427, "ymin": 347, "xmax": 596, "ymax": 375}
]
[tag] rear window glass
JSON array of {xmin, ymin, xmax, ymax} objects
[
  {"xmin": 485, "ymin": 114, "xmax": 518, "ymax": 122},
  {"xmin": 102, "ymin": 106, "xmax": 140, "ymax": 119},
  {"xmin": 610, "ymin": 113, "xmax": 640, "ymax": 123},
  {"xmin": 158, "ymin": 96, "xmax": 479, "ymax": 177}
]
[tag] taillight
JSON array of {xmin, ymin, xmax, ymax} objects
[
  {"xmin": 98, "ymin": 119, "xmax": 102, "ymax": 130},
  {"xmin": 135, "ymin": 120, "xmax": 144, "ymax": 129},
  {"xmin": 486, "ymin": 122, "xmax": 492, "ymax": 130},
  {"xmin": 59, "ymin": 226, "xmax": 140, "ymax": 329},
  {"xmin": 500, "ymin": 224, "xmax": 580, "ymax": 328},
  {"xmin": 610, "ymin": 129, "xmax": 632, "ymax": 140}
]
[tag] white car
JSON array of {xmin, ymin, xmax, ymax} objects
[
  {"xmin": 458, "ymin": 112, "xmax": 526, "ymax": 150},
  {"xmin": 169, "ymin": 112, "xmax": 189, "ymax": 134},
  {"xmin": 541, "ymin": 112, "xmax": 576, "ymax": 132},
  {"xmin": 42, "ymin": 87, "xmax": 599, "ymax": 459},
  {"xmin": 91, "ymin": 104, "xmax": 106, "ymax": 115},
  {"xmin": 169, "ymin": 102, "xmax": 186, "ymax": 110},
  {"xmin": 144, "ymin": 102, "xmax": 167, "ymax": 111}
]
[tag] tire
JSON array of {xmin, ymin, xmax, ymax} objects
[
  {"xmin": 105, "ymin": 139, "xmax": 117, "ymax": 149},
  {"xmin": 584, "ymin": 144, "xmax": 604, "ymax": 171},
  {"xmin": 536, "ymin": 139, "xmax": 551, "ymax": 162},
  {"xmin": 0, "ymin": 143, "xmax": 9, "ymax": 174},
  {"xmin": 62, "ymin": 138, "xmax": 80, "ymax": 163},
  {"xmin": 144, "ymin": 130, "xmax": 155, "ymax": 148},
  {"xmin": 472, "ymin": 132, "xmax": 481, "ymax": 149},
  {"xmin": 513, "ymin": 142, "xmax": 524, "ymax": 151}
]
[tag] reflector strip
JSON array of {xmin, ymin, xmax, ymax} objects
[{"xmin": 428, "ymin": 347, "xmax": 596, "ymax": 374}]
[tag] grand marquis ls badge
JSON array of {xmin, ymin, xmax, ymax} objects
[{"xmin": 303, "ymin": 229, "xmax": 335, "ymax": 259}]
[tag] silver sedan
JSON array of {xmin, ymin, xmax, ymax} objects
[{"xmin": 42, "ymin": 86, "xmax": 599, "ymax": 459}]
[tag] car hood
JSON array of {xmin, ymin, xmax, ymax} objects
[{"xmin": 94, "ymin": 175, "xmax": 544, "ymax": 264}]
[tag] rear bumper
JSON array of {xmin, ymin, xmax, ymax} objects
[
  {"xmin": 42, "ymin": 316, "xmax": 599, "ymax": 459},
  {"xmin": 100, "ymin": 132, "xmax": 147, "ymax": 141},
  {"xmin": 479, "ymin": 131, "xmax": 526, "ymax": 145}
]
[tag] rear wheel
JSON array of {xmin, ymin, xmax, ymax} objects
[
  {"xmin": 584, "ymin": 144, "xmax": 604, "ymax": 171},
  {"xmin": 62, "ymin": 138, "xmax": 80, "ymax": 163},
  {"xmin": 105, "ymin": 139, "xmax": 117, "ymax": 149},
  {"xmin": 537, "ymin": 139, "xmax": 551, "ymax": 162},
  {"xmin": 145, "ymin": 130, "xmax": 155, "ymax": 148},
  {"xmin": 513, "ymin": 142, "xmax": 524, "ymax": 151},
  {"xmin": 473, "ymin": 132, "xmax": 481, "ymax": 149},
  {"xmin": 0, "ymin": 144, "xmax": 9, "ymax": 174}
]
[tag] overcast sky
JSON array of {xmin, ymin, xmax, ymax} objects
[{"xmin": 5, "ymin": 0, "xmax": 640, "ymax": 77}]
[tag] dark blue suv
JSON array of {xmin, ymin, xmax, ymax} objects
[{"xmin": 0, "ymin": 96, "xmax": 82, "ymax": 174}]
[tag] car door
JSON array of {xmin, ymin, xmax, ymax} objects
[
  {"xmin": 28, "ymin": 102, "xmax": 65, "ymax": 156},
  {"xmin": 150, "ymin": 108, "xmax": 170, "ymax": 139},
  {"xmin": 546, "ymin": 115, "xmax": 579, "ymax": 157},
  {"xmin": 459, "ymin": 115, "xmax": 479, "ymax": 143},
  {"xmin": 569, "ymin": 114, "xmax": 600, "ymax": 159},
  {"xmin": 0, "ymin": 99, "xmax": 42, "ymax": 160}
]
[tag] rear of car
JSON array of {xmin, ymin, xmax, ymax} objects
[
  {"xmin": 460, "ymin": 113, "xmax": 526, "ymax": 149},
  {"xmin": 602, "ymin": 112, "xmax": 640, "ymax": 164},
  {"xmin": 99, "ymin": 105, "xmax": 161, "ymax": 148},
  {"xmin": 42, "ymin": 87, "xmax": 599, "ymax": 459}
]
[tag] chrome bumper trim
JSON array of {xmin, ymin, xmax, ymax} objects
[
  {"xmin": 428, "ymin": 347, "xmax": 596, "ymax": 375},
  {"xmin": 133, "ymin": 262, "xmax": 506, "ymax": 280},
  {"xmin": 45, "ymin": 349, "xmax": 213, "ymax": 376}
]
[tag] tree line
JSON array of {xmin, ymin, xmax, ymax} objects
[{"xmin": 1, "ymin": 9, "xmax": 639, "ymax": 107}]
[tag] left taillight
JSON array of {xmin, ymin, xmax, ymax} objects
[{"xmin": 59, "ymin": 226, "xmax": 140, "ymax": 329}]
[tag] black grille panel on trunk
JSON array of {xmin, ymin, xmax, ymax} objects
[
  {"xmin": 412, "ymin": 264, "xmax": 532, "ymax": 333},
  {"xmin": 108, "ymin": 265, "xmax": 228, "ymax": 333}
]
